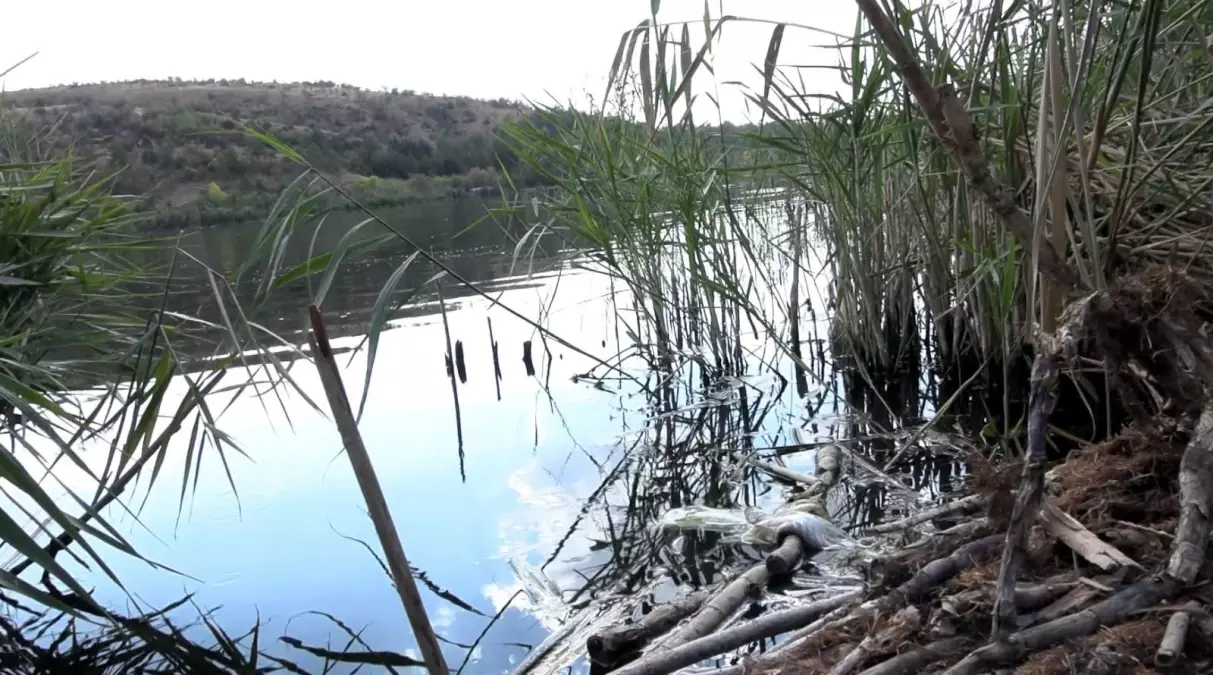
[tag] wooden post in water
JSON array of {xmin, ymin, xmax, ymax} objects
[{"xmin": 307, "ymin": 305, "xmax": 450, "ymax": 675}]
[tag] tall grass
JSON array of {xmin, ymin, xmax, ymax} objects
[
  {"xmin": 0, "ymin": 117, "xmax": 322, "ymax": 663},
  {"xmin": 501, "ymin": 0, "xmax": 1213, "ymax": 444}
]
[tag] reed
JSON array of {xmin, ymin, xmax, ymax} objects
[
  {"xmin": 501, "ymin": 0, "xmax": 1213, "ymax": 444},
  {"xmin": 0, "ymin": 106, "xmax": 333, "ymax": 665}
]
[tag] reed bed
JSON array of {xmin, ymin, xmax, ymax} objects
[{"xmin": 503, "ymin": 0, "xmax": 1213, "ymax": 447}]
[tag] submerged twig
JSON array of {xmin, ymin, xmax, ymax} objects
[{"xmin": 436, "ymin": 283, "xmax": 466, "ymax": 482}]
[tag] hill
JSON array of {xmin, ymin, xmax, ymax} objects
[{"xmin": 0, "ymin": 79, "xmax": 540, "ymax": 227}]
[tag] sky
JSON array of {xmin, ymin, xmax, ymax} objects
[{"xmin": 1, "ymin": 0, "xmax": 860, "ymax": 123}]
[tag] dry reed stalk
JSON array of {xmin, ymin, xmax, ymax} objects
[{"xmin": 308, "ymin": 305, "xmax": 449, "ymax": 675}]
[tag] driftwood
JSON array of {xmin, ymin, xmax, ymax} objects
[
  {"xmin": 586, "ymin": 591, "xmax": 710, "ymax": 668},
  {"xmin": 765, "ymin": 536, "xmax": 805, "ymax": 577},
  {"xmin": 707, "ymin": 604, "xmax": 858, "ymax": 675},
  {"xmin": 591, "ymin": 440, "xmax": 847, "ymax": 673},
  {"xmin": 863, "ymin": 494, "xmax": 988, "ymax": 535},
  {"xmin": 1155, "ymin": 600, "xmax": 1200, "ymax": 667},
  {"xmin": 874, "ymin": 535, "xmax": 1003, "ymax": 613},
  {"xmin": 1026, "ymin": 572, "xmax": 1125, "ymax": 626},
  {"xmin": 764, "ymin": 442, "xmax": 844, "ymax": 576},
  {"xmin": 608, "ymin": 590, "xmax": 862, "ymax": 675},
  {"xmin": 991, "ymin": 355, "xmax": 1059, "ymax": 639},
  {"xmin": 813, "ymin": 443, "xmax": 842, "ymax": 490},
  {"xmin": 866, "ymin": 520, "xmax": 992, "ymax": 590},
  {"xmin": 856, "ymin": 637, "xmax": 972, "ymax": 675},
  {"xmin": 656, "ymin": 565, "xmax": 770, "ymax": 653},
  {"xmin": 1038, "ymin": 500, "xmax": 1140, "ymax": 572}
]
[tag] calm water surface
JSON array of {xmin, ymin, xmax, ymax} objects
[{"xmin": 20, "ymin": 196, "xmax": 961, "ymax": 673}]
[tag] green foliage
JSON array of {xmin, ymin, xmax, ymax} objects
[
  {"xmin": 2, "ymin": 79, "xmax": 547, "ymax": 226},
  {"xmin": 505, "ymin": 0, "xmax": 1213, "ymax": 388},
  {"xmin": 0, "ymin": 134, "xmax": 319, "ymax": 638}
]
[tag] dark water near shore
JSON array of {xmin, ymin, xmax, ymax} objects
[{"xmin": 18, "ymin": 196, "xmax": 966, "ymax": 673}]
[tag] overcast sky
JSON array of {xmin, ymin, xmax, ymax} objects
[{"xmin": 2, "ymin": 0, "xmax": 859, "ymax": 123}]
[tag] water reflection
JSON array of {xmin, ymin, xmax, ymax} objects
[{"xmin": 10, "ymin": 195, "xmax": 973, "ymax": 674}]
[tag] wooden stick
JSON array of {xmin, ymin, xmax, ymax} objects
[
  {"xmin": 1167, "ymin": 400, "xmax": 1213, "ymax": 584},
  {"xmin": 586, "ymin": 591, "xmax": 710, "ymax": 666},
  {"xmin": 766, "ymin": 535, "xmax": 805, "ymax": 576},
  {"xmin": 435, "ymin": 282, "xmax": 466, "ymax": 482},
  {"xmin": 609, "ymin": 590, "xmax": 862, "ymax": 675},
  {"xmin": 749, "ymin": 457, "xmax": 819, "ymax": 488},
  {"xmin": 864, "ymin": 494, "xmax": 988, "ymax": 535},
  {"xmin": 1155, "ymin": 600, "xmax": 1199, "ymax": 667},
  {"xmin": 704, "ymin": 604, "xmax": 856, "ymax": 675},
  {"xmin": 857, "ymin": 637, "xmax": 972, "ymax": 675},
  {"xmin": 991, "ymin": 355, "xmax": 1060, "ymax": 639},
  {"xmin": 656, "ymin": 564, "xmax": 769, "ymax": 652},
  {"xmin": 943, "ymin": 575, "xmax": 1181, "ymax": 675},
  {"xmin": 308, "ymin": 306, "xmax": 449, "ymax": 675}
]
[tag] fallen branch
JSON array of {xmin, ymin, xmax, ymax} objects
[
  {"xmin": 863, "ymin": 495, "xmax": 987, "ymax": 535},
  {"xmin": 587, "ymin": 591, "xmax": 710, "ymax": 668},
  {"xmin": 866, "ymin": 520, "xmax": 991, "ymax": 590},
  {"xmin": 856, "ymin": 637, "xmax": 972, "ymax": 675},
  {"xmin": 656, "ymin": 564, "xmax": 770, "ymax": 652},
  {"xmin": 991, "ymin": 355, "xmax": 1060, "ymax": 639},
  {"xmin": 749, "ymin": 457, "xmax": 819, "ymax": 488},
  {"xmin": 697, "ymin": 604, "xmax": 857, "ymax": 675},
  {"xmin": 765, "ymin": 536, "xmax": 805, "ymax": 577},
  {"xmin": 609, "ymin": 590, "xmax": 862, "ymax": 675},
  {"xmin": 943, "ymin": 574, "xmax": 1183, "ymax": 675},
  {"xmin": 876, "ymin": 534, "xmax": 1004, "ymax": 613}
]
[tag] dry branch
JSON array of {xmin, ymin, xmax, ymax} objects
[
  {"xmin": 766, "ymin": 536, "xmax": 805, "ymax": 577},
  {"xmin": 709, "ymin": 604, "xmax": 857, "ymax": 675},
  {"xmin": 308, "ymin": 306, "xmax": 449, "ymax": 675},
  {"xmin": 943, "ymin": 575, "xmax": 1182, "ymax": 674},
  {"xmin": 876, "ymin": 534, "xmax": 1004, "ymax": 613},
  {"xmin": 827, "ymin": 607, "xmax": 922, "ymax": 675},
  {"xmin": 586, "ymin": 590, "xmax": 710, "ymax": 667},
  {"xmin": 656, "ymin": 564, "xmax": 769, "ymax": 652},
  {"xmin": 750, "ymin": 457, "xmax": 819, "ymax": 487},
  {"xmin": 857, "ymin": 637, "xmax": 972, "ymax": 675},
  {"xmin": 991, "ymin": 355, "xmax": 1060, "ymax": 639},
  {"xmin": 610, "ymin": 590, "xmax": 862, "ymax": 675},
  {"xmin": 864, "ymin": 494, "xmax": 988, "ymax": 535},
  {"xmin": 1168, "ymin": 400, "xmax": 1213, "ymax": 584}
]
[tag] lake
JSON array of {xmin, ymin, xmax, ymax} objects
[{"xmin": 10, "ymin": 195, "xmax": 965, "ymax": 674}]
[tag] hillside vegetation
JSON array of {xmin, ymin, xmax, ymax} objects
[{"xmin": 1, "ymin": 79, "xmax": 542, "ymax": 227}]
